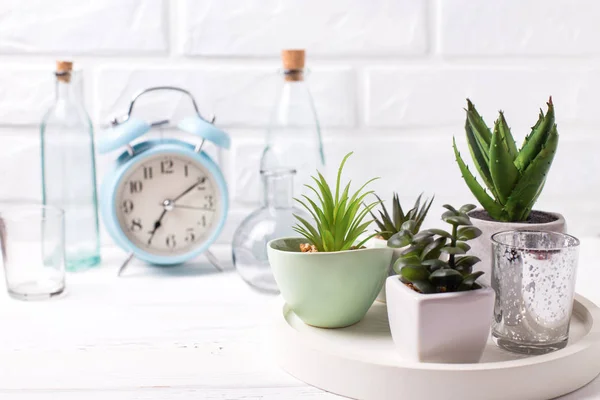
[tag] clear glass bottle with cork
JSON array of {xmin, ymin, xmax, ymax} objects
[
  {"xmin": 260, "ymin": 49, "xmax": 325, "ymax": 196},
  {"xmin": 40, "ymin": 61, "xmax": 101, "ymax": 270}
]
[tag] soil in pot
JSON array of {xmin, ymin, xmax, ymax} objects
[
  {"xmin": 299, "ymin": 243, "xmax": 365, "ymax": 253},
  {"xmin": 469, "ymin": 209, "xmax": 558, "ymax": 224}
]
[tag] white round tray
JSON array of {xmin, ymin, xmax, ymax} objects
[{"xmin": 273, "ymin": 294, "xmax": 600, "ymax": 400}]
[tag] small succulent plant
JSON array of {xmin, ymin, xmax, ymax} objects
[
  {"xmin": 369, "ymin": 193, "xmax": 434, "ymax": 240},
  {"xmin": 293, "ymin": 152, "xmax": 380, "ymax": 252},
  {"xmin": 453, "ymin": 98, "xmax": 559, "ymax": 222},
  {"xmin": 388, "ymin": 204, "xmax": 483, "ymax": 294}
]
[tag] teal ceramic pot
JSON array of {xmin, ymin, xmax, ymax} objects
[{"xmin": 268, "ymin": 237, "xmax": 393, "ymax": 328}]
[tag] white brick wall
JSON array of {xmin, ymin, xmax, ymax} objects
[{"xmin": 0, "ymin": 0, "xmax": 598, "ymax": 245}]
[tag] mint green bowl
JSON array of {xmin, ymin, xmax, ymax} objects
[{"xmin": 268, "ymin": 237, "xmax": 393, "ymax": 328}]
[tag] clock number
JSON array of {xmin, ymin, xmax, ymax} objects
[
  {"xmin": 143, "ymin": 166, "xmax": 153, "ymax": 180},
  {"xmin": 185, "ymin": 228, "xmax": 196, "ymax": 243},
  {"xmin": 198, "ymin": 215, "xmax": 207, "ymax": 228},
  {"xmin": 197, "ymin": 176, "xmax": 206, "ymax": 190},
  {"xmin": 166, "ymin": 234, "xmax": 176, "ymax": 248},
  {"xmin": 130, "ymin": 180, "xmax": 143, "ymax": 194},
  {"xmin": 122, "ymin": 199, "xmax": 134, "ymax": 214},
  {"xmin": 184, "ymin": 164, "xmax": 189, "ymax": 177},
  {"xmin": 161, "ymin": 159, "xmax": 174, "ymax": 174},
  {"xmin": 130, "ymin": 218, "xmax": 142, "ymax": 232},
  {"xmin": 205, "ymin": 195, "xmax": 214, "ymax": 208}
]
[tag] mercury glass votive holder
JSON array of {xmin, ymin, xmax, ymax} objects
[{"xmin": 491, "ymin": 230, "xmax": 580, "ymax": 355}]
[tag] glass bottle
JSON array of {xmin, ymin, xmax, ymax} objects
[
  {"xmin": 260, "ymin": 49, "xmax": 325, "ymax": 197},
  {"xmin": 40, "ymin": 61, "xmax": 100, "ymax": 271},
  {"xmin": 233, "ymin": 169, "xmax": 307, "ymax": 294}
]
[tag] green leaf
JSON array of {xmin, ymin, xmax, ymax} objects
[
  {"xmin": 354, "ymin": 232, "xmax": 381, "ymax": 249},
  {"xmin": 293, "ymin": 215, "xmax": 320, "ymax": 243},
  {"xmin": 505, "ymin": 123, "xmax": 559, "ymax": 221},
  {"xmin": 400, "ymin": 265, "xmax": 430, "ymax": 282},
  {"xmin": 411, "ymin": 230, "xmax": 434, "ymax": 240},
  {"xmin": 399, "ymin": 244, "xmax": 422, "ymax": 258},
  {"xmin": 489, "ymin": 115, "xmax": 519, "ymax": 204},
  {"xmin": 453, "ymin": 138, "xmax": 505, "ymax": 220},
  {"xmin": 459, "ymin": 204, "xmax": 477, "ymax": 213},
  {"xmin": 453, "ymin": 263, "xmax": 473, "ymax": 276},
  {"xmin": 457, "ymin": 226, "xmax": 483, "ymax": 240},
  {"xmin": 392, "ymin": 193, "xmax": 406, "ymax": 231},
  {"xmin": 441, "ymin": 246, "xmax": 466, "ymax": 255},
  {"xmin": 514, "ymin": 98, "xmax": 555, "ymax": 173},
  {"xmin": 425, "ymin": 228, "xmax": 452, "ymax": 238},
  {"xmin": 411, "ymin": 280, "xmax": 436, "ymax": 294},
  {"xmin": 393, "ymin": 256, "xmax": 422, "ymax": 274},
  {"xmin": 442, "ymin": 204, "xmax": 458, "ymax": 213},
  {"xmin": 388, "ymin": 231, "xmax": 412, "ymax": 248},
  {"xmin": 458, "ymin": 271, "xmax": 485, "ymax": 291},
  {"xmin": 455, "ymin": 241, "xmax": 471, "ymax": 252},
  {"xmin": 497, "ymin": 111, "xmax": 518, "ymax": 160},
  {"xmin": 421, "ymin": 237, "xmax": 448, "ymax": 260},
  {"xmin": 414, "ymin": 195, "xmax": 434, "ymax": 232},
  {"xmin": 465, "ymin": 99, "xmax": 497, "ymax": 197},
  {"xmin": 455, "ymin": 255, "xmax": 481, "ymax": 267},
  {"xmin": 401, "ymin": 220, "xmax": 417, "ymax": 232},
  {"xmin": 334, "ymin": 152, "xmax": 353, "ymax": 204},
  {"xmin": 422, "ymin": 259, "xmax": 448, "ymax": 271},
  {"xmin": 429, "ymin": 268, "xmax": 464, "ymax": 290},
  {"xmin": 372, "ymin": 194, "xmax": 395, "ymax": 234},
  {"xmin": 444, "ymin": 215, "xmax": 472, "ymax": 226}
]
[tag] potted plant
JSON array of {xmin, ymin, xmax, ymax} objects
[
  {"xmin": 386, "ymin": 204, "xmax": 495, "ymax": 363},
  {"xmin": 453, "ymin": 97, "xmax": 565, "ymax": 282},
  {"xmin": 268, "ymin": 152, "xmax": 393, "ymax": 328},
  {"xmin": 369, "ymin": 193, "xmax": 433, "ymax": 302}
]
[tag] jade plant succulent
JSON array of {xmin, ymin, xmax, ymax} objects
[
  {"xmin": 369, "ymin": 193, "xmax": 434, "ymax": 240},
  {"xmin": 293, "ymin": 152, "xmax": 380, "ymax": 252},
  {"xmin": 388, "ymin": 204, "xmax": 483, "ymax": 294},
  {"xmin": 453, "ymin": 97, "xmax": 559, "ymax": 222}
]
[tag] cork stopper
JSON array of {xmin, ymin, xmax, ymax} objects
[
  {"xmin": 56, "ymin": 60, "xmax": 73, "ymax": 83},
  {"xmin": 281, "ymin": 49, "xmax": 305, "ymax": 82}
]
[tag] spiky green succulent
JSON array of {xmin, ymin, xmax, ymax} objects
[
  {"xmin": 453, "ymin": 97, "xmax": 559, "ymax": 222},
  {"xmin": 293, "ymin": 152, "xmax": 380, "ymax": 252},
  {"xmin": 388, "ymin": 204, "xmax": 483, "ymax": 294},
  {"xmin": 369, "ymin": 193, "xmax": 433, "ymax": 240}
]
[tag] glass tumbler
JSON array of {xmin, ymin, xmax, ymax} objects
[
  {"xmin": 491, "ymin": 230, "xmax": 580, "ymax": 355},
  {"xmin": 0, "ymin": 205, "xmax": 66, "ymax": 300}
]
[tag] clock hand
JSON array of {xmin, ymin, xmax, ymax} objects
[
  {"xmin": 172, "ymin": 177, "xmax": 206, "ymax": 202},
  {"xmin": 147, "ymin": 209, "xmax": 167, "ymax": 245},
  {"xmin": 172, "ymin": 204, "xmax": 215, "ymax": 211}
]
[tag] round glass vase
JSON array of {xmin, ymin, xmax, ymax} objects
[{"xmin": 232, "ymin": 169, "xmax": 307, "ymax": 294}]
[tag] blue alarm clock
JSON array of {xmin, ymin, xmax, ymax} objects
[{"xmin": 98, "ymin": 87, "xmax": 230, "ymax": 273}]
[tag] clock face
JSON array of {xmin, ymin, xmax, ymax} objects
[{"xmin": 114, "ymin": 153, "xmax": 221, "ymax": 257}]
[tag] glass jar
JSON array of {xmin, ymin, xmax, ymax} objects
[{"xmin": 232, "ymin": 169, "xmax": 307, "ymax": 294}]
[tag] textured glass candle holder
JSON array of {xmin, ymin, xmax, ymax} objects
[{"xmin": 491, "ymin": 230, "xmax": 580, "ymax": 355}]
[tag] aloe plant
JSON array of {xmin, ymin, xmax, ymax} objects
[
  {"xmin": 369, "ymin": 193, "xmax": 433, "ymax": 240},
  {"xmin": 388, "ymin": 204, "xmax": 483, "ymax": 294},
  {"xmin": 453, "ymin": 98, "xmax": 559, "ymax": 222},
  {"xmin": 293, "ymin": 152, "xmax": 380, "ymax": 252}
]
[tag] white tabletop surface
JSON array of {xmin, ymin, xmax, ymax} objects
[{"xmin": 0, "ymin": 239, "xmax": 599, "ymax": 400}]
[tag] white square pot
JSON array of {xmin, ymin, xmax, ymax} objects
[{"xmin": 386, "ymin": 276, "xmax": 495, "ymax": 363}]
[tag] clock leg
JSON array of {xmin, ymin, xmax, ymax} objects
[
  {"xmin": 204, "ymin": 249, "xmax": 224, "ymax": 272},
  {"xmin": 117, "ymin": 252, "xmax": 135, "ymax": 277}
]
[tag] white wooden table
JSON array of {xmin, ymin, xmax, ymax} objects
[{"xmin": 0, "ymin": 239, "xmax": 599, "ymax": 400}]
